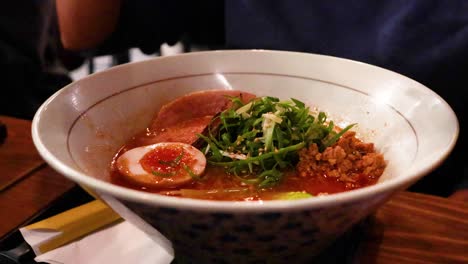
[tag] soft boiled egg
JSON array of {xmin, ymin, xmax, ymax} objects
[{"xmin": 116, "ymin": 142, "xmax": 206, "ymax": 188}]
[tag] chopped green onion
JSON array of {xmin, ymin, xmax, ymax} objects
[
  {"xmin": 198, "ymin": 96, "xmax": 354, "ymax": 188},
  {"xmin": 152, "ymin": 171, "xmax": 176, "ymax": 177},
  {"xmin": 323, "ymin": 123, "xmax": 356, "ymax": 149},
  {"xmin": 158, "ymin": 150, "xmax": 185, "ymax": 167},
  {"xmin": 183, "ymin": 164, "xmax": 201, "ymax": 180}
]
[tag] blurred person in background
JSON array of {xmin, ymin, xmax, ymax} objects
[
  {"xmin": 0, "ymin": 1, "xmax": 83, "ymax": 119},
  {"xmin": 56, "ymin": 0, "xmax": 466, "ymax": 200}
]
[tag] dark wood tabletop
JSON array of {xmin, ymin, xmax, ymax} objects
[
  {"xmin": 0, "ymin": 115, "xmax": 467, "ymax": 264},
  {"xmin": 0, "ymin": 116, "xmax": 76, "ymax": 240}
]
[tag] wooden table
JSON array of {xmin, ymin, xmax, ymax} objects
[
  {"xmin": 0, "ymin": 116, "xmax": 76, "ymax": 240},
  {"xmin": 0, "ymin": 116, "xmax": 467, "ymax": 263}
]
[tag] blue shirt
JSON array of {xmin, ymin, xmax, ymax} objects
[{"xmin": 226, "ymin": 1, "xmax": 467, "ymax": 99}]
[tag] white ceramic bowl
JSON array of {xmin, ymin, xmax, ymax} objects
[{"xmin": 32, "ymin": 50, "xmax": 458, "ymax": 263}]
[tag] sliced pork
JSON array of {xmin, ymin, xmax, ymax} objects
[{"xmin": 147, "ymin": 90, "xmax": 256, "ymax": 145}]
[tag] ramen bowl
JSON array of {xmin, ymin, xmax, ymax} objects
[{"xmin": 32, "ymin": 50, "xmax": 458, "ymax": 263}]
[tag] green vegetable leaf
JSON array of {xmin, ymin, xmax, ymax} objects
[
  {"xmin": 271, "ymin": 191, "xmax": 313, "ymax": 200},
  {"xmin": 183, "ymin": 165, "xmax": 201, "ymax": 180},
  {"xmin": 158, "ymin": 150, "xmax": 185, "ymax": 167},
  {"xmin": 152, "ymin": 171, "xmax": 176, "ymax": 177},
  {"xmin": 291, "ymin": 98, "xmax": 305, "ymax": 108},
  {"xmin": 198, "ymin": 96, "xmax": 354, "ymax": 188},
  {"xmin": 323, "ymin": 123, "xmax": 356, "ymax": 149}
]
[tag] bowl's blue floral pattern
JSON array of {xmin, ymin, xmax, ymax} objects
[{"xmin": 121, "ymin": 192, "xmax": 390, "ymax": 263}]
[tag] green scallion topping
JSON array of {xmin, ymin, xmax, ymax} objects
[
  {"xmin": 198, "ymin": 96, "xmax": 355, "ymax": 188},
  {"xmin": 151, "ymin": 171, "xmax": 176, "ymax": 177},
  {"xmin": 158, "ymin": 150, "xmax": 185, "ymax": 167}
]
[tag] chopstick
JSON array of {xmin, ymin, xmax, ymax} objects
[{"xmin": 22, "ymin": 199, "xmax": 121, "ymax": 254}]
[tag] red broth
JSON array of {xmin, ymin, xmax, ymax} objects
[
  {"xmin": 111, "ymin": 164, "xmax": 379, "ymax": 201},
  {"xmin": 109, "ymin": 90, "xmax": 384, "ymax": 201},
  {"xmin": 110, "ymin": 133, "xmax": 380, "ymax": 201}
]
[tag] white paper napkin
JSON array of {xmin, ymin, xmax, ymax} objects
[
  {"xmin": 19, "ymin": 197, "xmax": 174, "ymax": 264},
  {"xmin": 23, "ymin": 221, "xmax": 173, "ymax": 264}
]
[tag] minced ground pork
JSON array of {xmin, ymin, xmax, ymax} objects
[{"xmin": 296, "ymin": 131, "xmax": 386, "ymax": 189}]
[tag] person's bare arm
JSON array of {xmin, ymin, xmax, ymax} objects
[{"xmin": 56, "ymin": 0, "xmax": 121, "ymax": 51}]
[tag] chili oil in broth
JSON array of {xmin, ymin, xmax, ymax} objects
[{"xmin": 110, "ymin": 131, "xmax": 379, "ymax": 201}]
